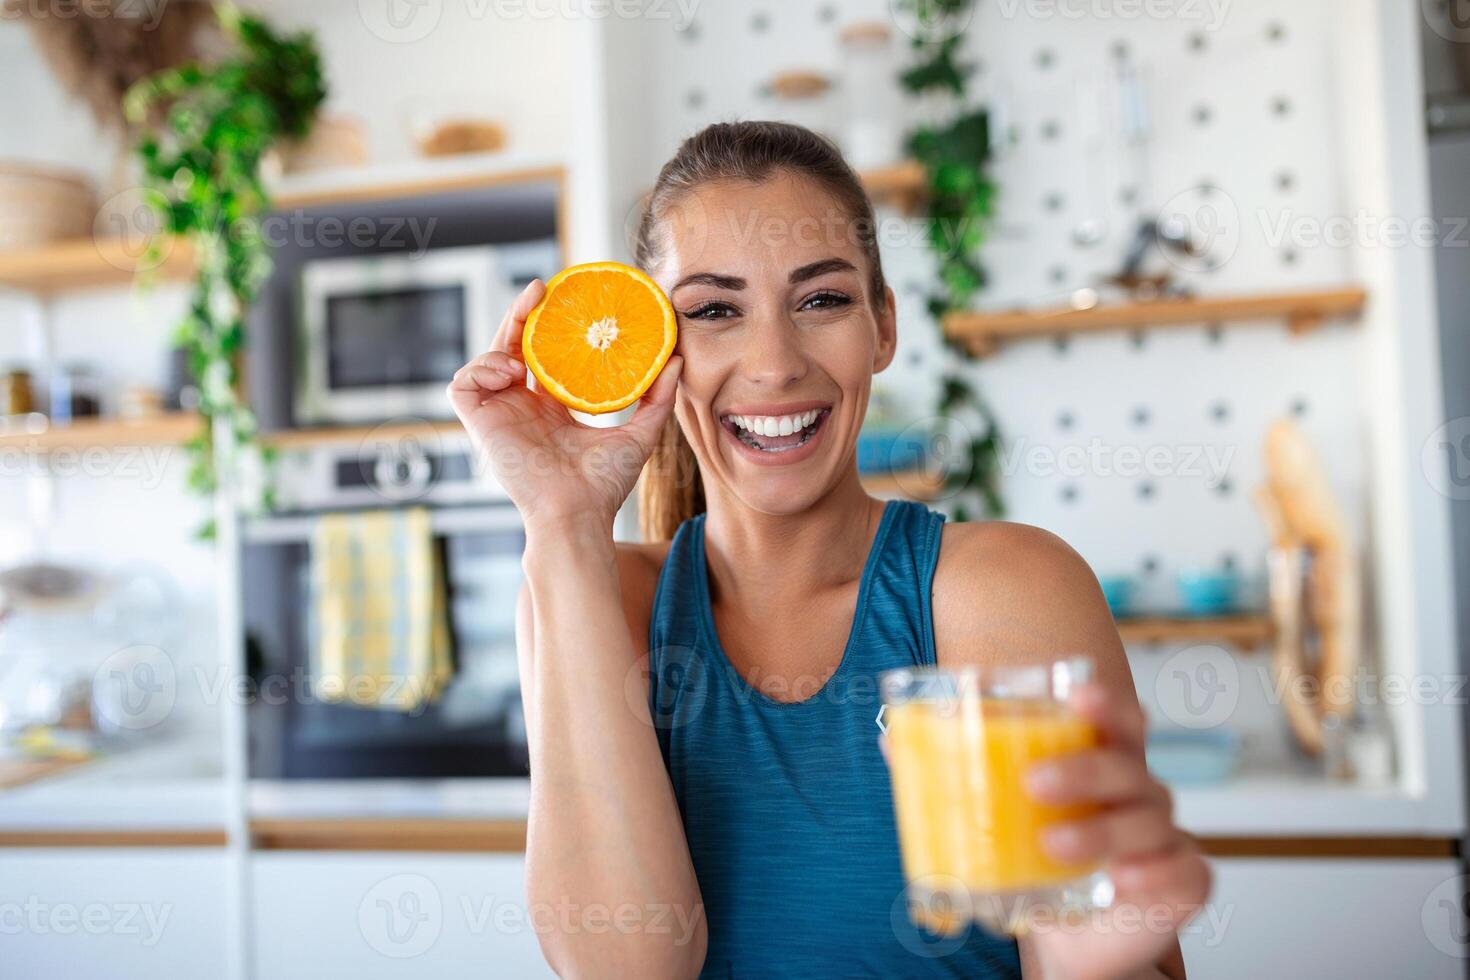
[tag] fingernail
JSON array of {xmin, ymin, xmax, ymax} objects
[
  {"xmin": 505, "ymin": 359, "xmax": 525, "ymax": 374},
  {"xmin": 1027, "ymin": 764, "xmax": 1063, "ymax": 799}
]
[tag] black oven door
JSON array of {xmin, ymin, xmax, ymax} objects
[{"xmin": 242, "ymin": 505, "xmax": 527, "ymax": 779}]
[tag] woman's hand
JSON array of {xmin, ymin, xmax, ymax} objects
[
  {"xmin": 1019, "ymin": 682, "xmax": 1210, "ymax": 980},
  {"xmin": 447, "ymin": 279, "xmax": 683, "ymax": 533}
]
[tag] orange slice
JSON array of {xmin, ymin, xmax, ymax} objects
[{"xmin": 522, "ymin": 261, "xmax": 678, "ymax": 415}]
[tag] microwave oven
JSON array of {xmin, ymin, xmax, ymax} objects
[{"xmin": 294, "ymin": 239, "xmax": 560, "ymax": 426}]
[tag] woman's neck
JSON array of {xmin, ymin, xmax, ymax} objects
[{"xmin": 699, "ymin": 469, "xmax": 888, "ymax": 608}]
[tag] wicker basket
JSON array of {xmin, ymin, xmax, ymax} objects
[
  {"xmin": 278, "ymin": 114, "xmax": 370, "ymax": 175},
  {"xmin": 0, "ymin": 163, "xmax": 97, "ymax": 250}
]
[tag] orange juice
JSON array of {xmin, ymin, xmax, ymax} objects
[{"xmin": 886, "ymin": 698, "xmax": 1102, "ymax": 896}]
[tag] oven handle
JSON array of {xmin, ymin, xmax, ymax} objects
[{"xmin": 242, "ymin": 506, "xmax": 524, "ymax": 544}]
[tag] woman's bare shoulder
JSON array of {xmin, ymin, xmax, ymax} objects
[{"xmin": 932, "ymin": 520, "xmax": 1130, "ymax": 686}]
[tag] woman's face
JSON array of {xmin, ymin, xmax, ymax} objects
[{"xmin": 652, "ymin": 172, "xmax": 897, "ymax": 516}]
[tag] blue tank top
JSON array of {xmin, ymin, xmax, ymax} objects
[{"xmin": 647, "ymin": 498, "xmax": 1022, "ymax": 978}]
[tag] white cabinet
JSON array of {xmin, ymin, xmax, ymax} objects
[
  {"xmin": 249, "ymin": 852, "xmax": 554, "ymax": 979},
  {"xmin": 1181, "ymin": 857, "xmax": 1466, "ymax": 979},
  {"xmin": 0, "ymin": 848, "xmax": 229, "ymax": 980}
]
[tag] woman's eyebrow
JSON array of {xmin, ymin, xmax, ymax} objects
[
  {"xmin": 672, "ymin": 272, "xmax": 746, "ymax": 293},
  {"xmin": 788, "ymin": 257, "xmax": 857, "ymax": 284}
]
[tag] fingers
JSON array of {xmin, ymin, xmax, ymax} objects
[
  {"xmin": 1068, "ymin": 681, "xmax": 1148, "ymax": 754},
  {"xmin": 1109, "ymin": 843, "xmax": 1213, "ymax": 912},
  {"xmin": 447, "ymin": 351, "xmax": 527, "ymax": 415},
  {"xmin": 1042, "ymin": 800, "xmax": 1182, "ymax": 865},
  {"xmin": 623, "ymin": 355, "xmax": 683, "ymax": 449},
  {"xmin": 491, "ymin": 278, "xmax": 547, "ymax": 354},
  {"xmin": 1027, "ymin": 748, "xmax": 1167, "ymax": 809}
]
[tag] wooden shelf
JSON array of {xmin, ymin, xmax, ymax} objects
[
  {"xmin": 1115, "ymin": 613, "xmax": 1274, "ymax": 649},
  {"xmin": 944, "ymin": 287, "xmax": 1368, "ymax": 356},
  {"xmin": 0, "ymin": 412, "xmax": 200, "ymax": 450},
  {"xmin": 0, "ymin": 236, "xmax": 194, "ymax": 295},
  {"xmin": 860, "ymin": 468, "xmax": 946, "ymax": 501},
  {"xmin": 0, "ymin": 157, "xmax": 565, "ymax": 296},
  {"xmin": 262, "ymin": 419, "xmax": 468, "ymax": 451},
  {"xmin": 269, "ymin": 156, "xmax": 565, "ymax": 210},
  {"xmin": 860, "ymin": 160, "xmax": 927, "ymax": 213}
]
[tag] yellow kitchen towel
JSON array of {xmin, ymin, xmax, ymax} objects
[{"xmin": 310, "ymin": 508, "xmax": 453, "ymax": 712}]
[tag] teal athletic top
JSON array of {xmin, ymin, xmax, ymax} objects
[{"xmin": 647, "ymin": 498, "xmax": 1022, "ymax": 978}]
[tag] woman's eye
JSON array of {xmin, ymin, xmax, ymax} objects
[
  {"xmin": 800, "ymin": 291, "xmax": 852, "ymax": 311},
  {"xmin": 684, "ymin": 301, "xmax": 738, "ymax": 320}
]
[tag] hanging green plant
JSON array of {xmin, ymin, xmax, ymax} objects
[
  {"xmin": 897, "ymin": 0, "xmax": 1005, "ymax": 522},
  {"xmin": 125, "ymin": 3, "xmax": 326, "ymax": 537}
]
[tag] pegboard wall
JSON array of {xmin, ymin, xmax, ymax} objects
[{"xmin": 617, "ymin": 0, "xmax": 1367, "ymax": 613}]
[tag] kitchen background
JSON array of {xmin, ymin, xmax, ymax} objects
[{"xmin": 0, "ymin": 0, "xmax": 1465, "ymax": 977}]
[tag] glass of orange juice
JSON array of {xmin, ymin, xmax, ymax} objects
[{"xmin": 881, "ymin": 657, "xmax": 1113, "ymax": 936}]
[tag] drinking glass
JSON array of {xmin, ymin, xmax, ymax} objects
[{"xmin": 881, "ymin": 657, "xmax": 1114, "ymax": 935}]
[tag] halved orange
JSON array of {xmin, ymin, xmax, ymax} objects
[{"xmin": 522, "ymin": 261, "xmax": 677, "ymax": 415}]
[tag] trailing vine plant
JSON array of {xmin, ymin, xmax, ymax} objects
[
  {"xmin": 125, "ymin": 3, "xmax": 326, "ymax": 536},
  {"xmin": 898, "ymin": 0, "xmax": 1004, "ymax": 521}
]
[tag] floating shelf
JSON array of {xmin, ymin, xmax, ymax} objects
[
  {"xmin": 859, "ymin": 160, "xmax": 928, "ymax": 213},
  {"xmin": 0, "ymin": 236, "xmax": 194, "ymax": 296},
  {"xmin": 944, "ymin": 287, "xmax": 1369, "ymax": 357},
  {"xmin": 268, "ymin": 155, "xmax": 565, "ymax": 209},
  {"xmin": 262, "ymin": 419, "xmax": 469, "ymax": 451},
  {"xmin": 0, "ymin": 412, "xmax": 200, "ymax": 450},
  {"xmin": 1115, "ymin": 613, "xmax": 1274, "ymax": 649},
  {"xmin": 0, "ymin": 157, "xmax": 566, "ymax": 297}
]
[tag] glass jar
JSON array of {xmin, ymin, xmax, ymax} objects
[
  {"xmin": 1, "ymin": 367, "xmax": 35, "ymax": 416},
  {"xmin": 767, "ymin": 70, "xmax": 838, "ymax": 145},
  {"xmin": 838, "ymin": 22, "xmax": 903, "ymax": 170}
]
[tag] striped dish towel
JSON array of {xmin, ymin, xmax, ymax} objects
[{"xmin": 310, "ymin": 508, "xmax": 452, "ymax": 712}]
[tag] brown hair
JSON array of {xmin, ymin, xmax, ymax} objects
[{"xmin": 632, "ymin": 120, "xmax": 889, "ymax": 541}]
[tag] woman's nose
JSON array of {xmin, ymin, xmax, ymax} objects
[{"xmin": 741, "ymin": 316, "xmax": 808, "ymax": 386}]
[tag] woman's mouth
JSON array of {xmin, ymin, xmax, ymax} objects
[{"xmin": 720, "ymin": 407, "xmax": 831, "ymax": 456}]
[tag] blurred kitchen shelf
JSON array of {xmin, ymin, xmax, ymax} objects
[
  {"xmin": 859, "ymin": 159, "xmax": 927, "ymax": 212},
  {"xmin": 944, "ymin": 286, "xmax": 1368, "ymax": 356},
  {"xmin": 0, "ymin": 236, "xmax": 194, "ymax": 296},
  {"xmin": 261, "ymin": 419, "xmax": 468, "ymax": 450},
  {"xmin": 637, "ymin": 159, "xmax": 927, "ymax": 215},
  {"xmin": 267, "ymin": 151, "xmax": 565, "ymax": 209},
  {"xmin": 860, "ymin": 468, "xmax": 946, "ymax": 500},
  {"xmin": 1427, "ymin": 93, "xmax": 1470, "ymax": 135},
  {"xmin": 1116, "ymin": 613, "xmax": 1273, "ymax": 649},
  {"xmin": 0, "ymin": 412, "xmax": 200, "ymax": 450}
]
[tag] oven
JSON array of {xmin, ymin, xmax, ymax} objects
[{"xmin": 241, "ymin": 504, "xmax": 527, "ymax": 780}]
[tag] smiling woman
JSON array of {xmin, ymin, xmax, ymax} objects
[{"xmin": 448, "ymin": 120, "xmax": 1208, "ymax": 980}]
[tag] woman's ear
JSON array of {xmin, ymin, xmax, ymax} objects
[{"xmin": 873, "ymin": 285, "xmax": 899, "ymax": 374}]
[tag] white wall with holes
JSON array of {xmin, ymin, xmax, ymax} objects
[{"xmin": 604, "ymin": 0, "xmax": 1375, "ymax": 754}]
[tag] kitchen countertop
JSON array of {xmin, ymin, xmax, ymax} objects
[{"xmin": 0, "ymin": 743, "xmax": 1453, "ymax": 841}]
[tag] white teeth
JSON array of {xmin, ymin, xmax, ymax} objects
[{"xmin": 725, "ymin": 410, "xmax": 824, "ymax": 438}]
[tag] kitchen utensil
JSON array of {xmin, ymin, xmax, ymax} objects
[
  {"xmin": 1175, "ymin": 569, "xmax": 1241, "ymax": 615},
  {"xmin": 1253, "ymin": 418, "xmax": 1361, "ymax": 755},
  {"xmin": 1, "ymin": 368, "xmax": 36, "ymax": 415},
  {"xmin": 1145, "ymin": 728, "xmax": 1241, "ymax": 785},
  {"xmin": 0, "ymin": 559, "xmax": 181, "ymax": 739},
  {"xmin": 1097, "ymin": 576, "xmax": 1135, "ymax": 617}
]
